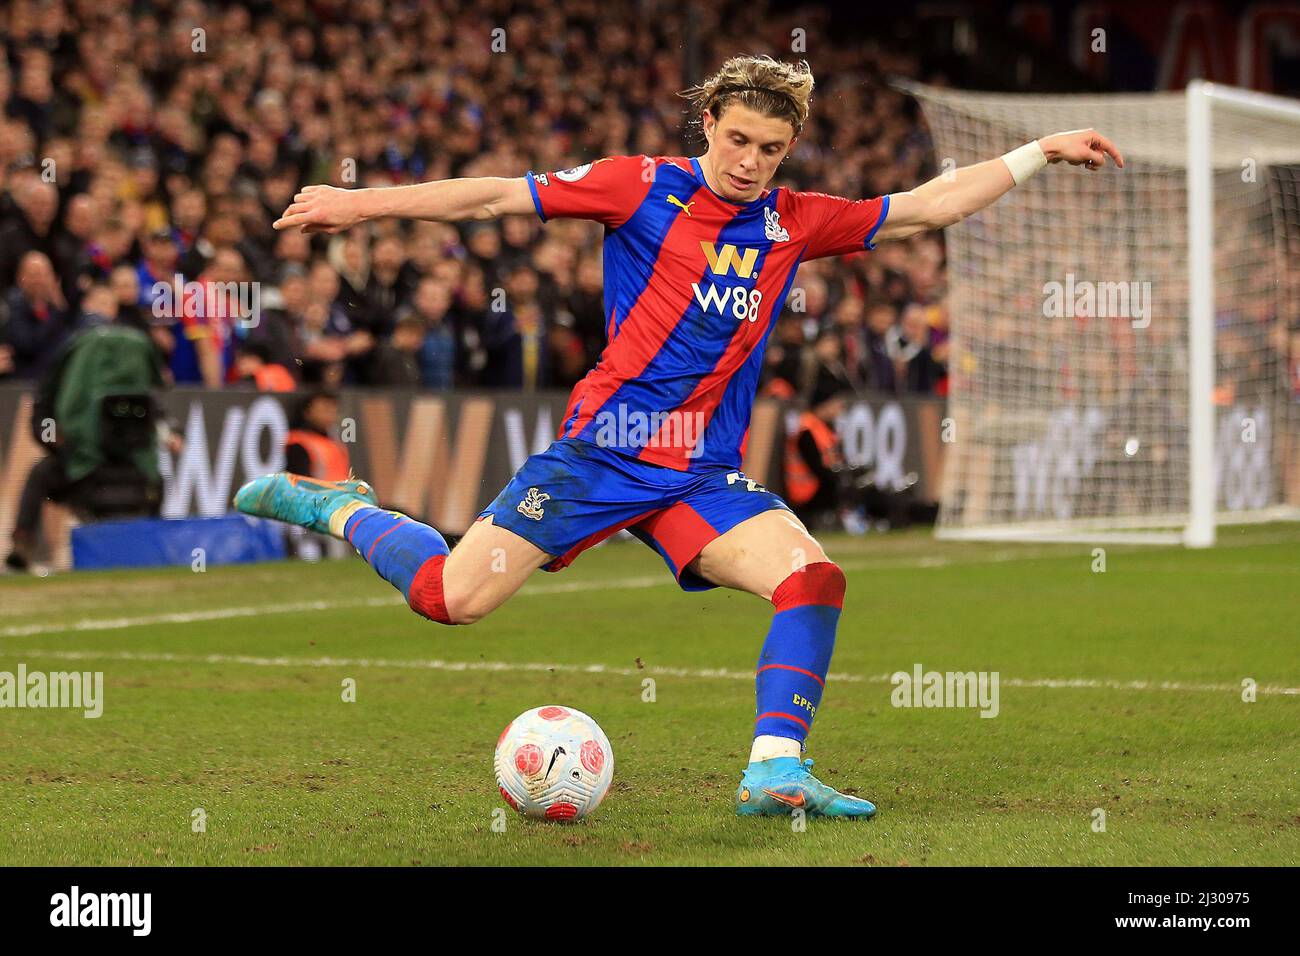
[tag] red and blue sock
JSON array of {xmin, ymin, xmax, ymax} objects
[
  {"xmin": 343, "ymin": 508, "xmax": 454, "ymax": 624},
  {"xmin": 754, "ymin": 562, "xmax": 846, "ymax": 745}
]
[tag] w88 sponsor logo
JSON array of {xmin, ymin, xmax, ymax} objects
[{"xmin": 691, "ymin": 282, "xmax": 764, "ymax": 323}]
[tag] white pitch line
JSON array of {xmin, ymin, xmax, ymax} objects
[
  {"xmin": 4, "ymin": 648, "xmax": 1297, "ymax": 696},
  {"xmin": 0, "ymin": 574, "xmax": 679, "ymax": 639},
  {"xmin": 0, "ymin": 596, "xmax": 405, "ymax": 638},
  {"xmin": 0, "ymin": 551, "xmax": 1065, "ymax": 639},
  {"xmin": 2, "ymin": 547, "xmax": 1296, "ymax": 698}
]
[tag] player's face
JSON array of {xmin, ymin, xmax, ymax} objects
[{"xmin": 702, "ymin": 104, "xmax": 796, "ymax": 202}]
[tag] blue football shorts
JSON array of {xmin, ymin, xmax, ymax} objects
[{"xmin": 477, "ymin": 437, "xmax": 791, "ymax": 591}]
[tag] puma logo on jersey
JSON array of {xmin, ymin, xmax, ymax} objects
[
  {"xmin": 667, "ymin": 194, "xmax": 694, "ymax": 216},
  {"xmin": 516, "ymin": 487, "xmax": 550, "ymax": 521}
]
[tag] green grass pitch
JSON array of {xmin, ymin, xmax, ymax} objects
[{"xmin": 1, "ymin": 523, "xmax": 1296, "ymax": 866}]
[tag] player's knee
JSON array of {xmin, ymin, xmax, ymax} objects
[
  {"xmin": 440, "ymin": 578, "xmax": 493, "ymax": 626},
  {"xmin": 443, "ymin": 599, "xmax": 485, "ymax": 626},
  {"xmin": 407, "ymin": 554, "xmax": 467, "ymax": 626},
  {"xmin": 771, "ymin": 560, "xmax": 846, "ymax": 610}
]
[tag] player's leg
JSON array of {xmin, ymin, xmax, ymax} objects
[
  {"xmin": 632, "ymin": 475, "xmax": 873, "ymax": 818},
  {"xmin": 235, "ymin": 439, "xmax": 653, "ymax": 625},
  {"xmin": 691, "ymin": 508, "xmax": 840, "ymax": 759},
  {"xmin": 436, "ymin": 515, "xmax": 552, "ymax": 623},
  {"xmin": 691, "ymin": 508, "xmax": 873, "ymax": 818},
  {"xmin": 342, "ymin": 504, "xmax": 551, "ymax": 625},
  {"xmin": 233, "ymin": 473, "xmax": 547, "ymax": 624},
  {"xmin": 690, "ymin": 506, "xmax": 829, "ymax": 599}
]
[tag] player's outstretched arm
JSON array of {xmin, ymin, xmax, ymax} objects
[
  {"xmin": 873, "ymin": 129, "xmax": 1124, "ymax": 243},
  {"xmin": 272, "ymin": 177, "xmax": 536, "ymax": 233}
]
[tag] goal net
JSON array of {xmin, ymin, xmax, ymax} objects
[{"xmin": 899, "ymin": 81, "xmax": 1300, "ymax": 546}]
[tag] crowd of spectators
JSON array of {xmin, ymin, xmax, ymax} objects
[{"xmin": 0, "ymin": 0, "xmax": 952, "ymax": 403}]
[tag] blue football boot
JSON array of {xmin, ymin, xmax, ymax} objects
[
  {"xmin": 735, "ymin": 757, "xmax": 877, "ymax": 819},
  {"xmin": 233, "ymin": 473, "xmax": 377, "ymax": 537}
]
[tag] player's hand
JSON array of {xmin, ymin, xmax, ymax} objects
[
  {"xmin": 273, "ymin": 185, "xmax": 367, "ymax": 234},
  {"xmin": 1038, "ymin": 129, "xmax": 1124, "ymax": 171}
]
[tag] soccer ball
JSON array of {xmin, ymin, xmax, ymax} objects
[{"xmin": 494, "ymin": 705, "xmax": 614, "ymax": 821}]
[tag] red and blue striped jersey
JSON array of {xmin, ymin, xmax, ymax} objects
[{"xmin": 526, "ymin": 154, "xmax": 889, "ymax": 472}]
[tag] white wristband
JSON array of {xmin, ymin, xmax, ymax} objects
[{"xmin": 1001, "ymin": 140, "xmax": 1047, "ymax": 185}]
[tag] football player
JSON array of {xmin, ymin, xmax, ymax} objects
[{"xmin": 238, "ymin": 54, "xmax": 1121, "ymax": 818}]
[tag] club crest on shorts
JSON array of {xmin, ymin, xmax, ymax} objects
[
  {"xmin": 764, "ymin": 206, "xmax": 789, "ymax": 242},
  {"xmin": 516, "ymin": 487, "xmax": 550, "ymax": 521}
]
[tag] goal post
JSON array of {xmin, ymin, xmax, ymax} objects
[
  {"xmin": 895, "ymin": 80, "xmax": 1300, "ymax": 546},
  {"xmin": 1186, "ymin": 81, "xmax": 1300, "ymax": 547}
]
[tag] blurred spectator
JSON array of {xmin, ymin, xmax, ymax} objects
[
  {"xmin": 169, "ymin": 190, "xmax": 206, "ymax": 260},
  {"xmin": 233, "ymin": 340, "xmax": 296, "ymax": 392},
  {"xmin": 785, "ymin": 391, "xmax": 849, "ymax": 529},
  {"xmin": 80, "ymin": 218, "xmax": 134, "ymax": 290},
  {"xmin": 797, "ymin": 331, "xmax": 853, "ymax": 407},
  {"xmin": 254, "ymin": 265, "xmax": 312, "ymax": 375},
  {"xmin": 795, "ymin": 272, "xmax": 833, "ymax": 336},
  {"xmin": 889, "ymin": 304, "xmax": 946, "ymax": 394},
  {"xmin": 369, "ymin": 316, "xmax": 425, "ymax": 389},
  {"xmin": 306, "ymin": 260, "xmax": 360, "ymax": 342},
  {"xmin": 831, "ymin": 293, "xmax": 870, "ymax": 389},
  {"xmin": 76, "ymin": 282, "xmax": 117, "ymax": 327},
  {"xmin": 53, "ymin": 192, "xmax": 100, "ymax": 307},
  {"xmin": 547, "ymin": 317, "xmax": 588, "ymax": 389},
  {"xmin": 464, "ymin": 223, "xmax": 505, "ymax": 291},
  {"xmin": 108, "ymin": 264, "xmax": 150, "ymax": 337},
  {"xmin": 135, "ymin": 229, "xmax": 180, "ymax": 304},
  {"xmin": 0, "ymin": 179, "xmax": 60, "ymax": 290},
  {"xmin": 0, "ymin": 0, "xmax": 973, "ymax": 399},
  {"xmin": 406, "ymin": 278, "xmax": 457, "ymax": 390},
  {"xmin": 167, "ymin": 242, "xmax": 242, "ymax": 387},
  {"xmin": 285, "ymin": 391, "xmax": 349, "ymax": 481},
  {"xmin": 864, "ymin": 302, "xmax": 899, "ymax": 392},
  {"xmin": 362, "ymin": 235, "xmax": 417, "ymax": 340},
  {"xmin": 2, "ymin": 251, "xmax": 72, "ymax": 379},
  {"xmin": 480, "ymin": 263, "xmax": 550, "ymax": 390},
  {"xmin": 567, "ymin": 256, "xmax": 606, "ymax": 371},
  {"xmin": 763, "ymin": 315, "xmax": 808, "ymax": 396}
]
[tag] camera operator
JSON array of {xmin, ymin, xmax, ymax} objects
[{"xmin": 5, "ymin": 297, "xmax": 174, "ymax": 572}]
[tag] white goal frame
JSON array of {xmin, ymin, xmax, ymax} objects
[
  {"xmin": 1184, "ymin": 81, "xmax": 1300, "ymax": 547},
  {"xmin": 913, "ymin": 80, "xmax": 1300, "ymax": 548}
]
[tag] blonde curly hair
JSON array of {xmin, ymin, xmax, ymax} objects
[{"xmin": 679, "ymin": 55, "xmax": 815, "ymax": 138}]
